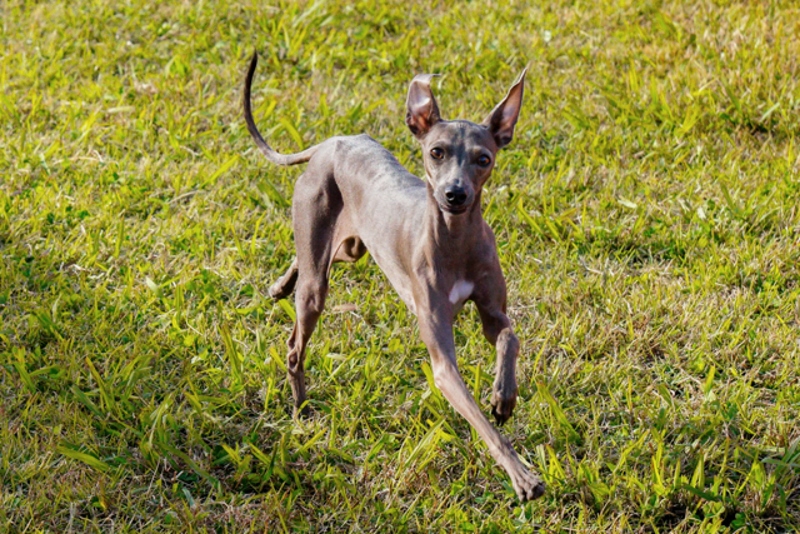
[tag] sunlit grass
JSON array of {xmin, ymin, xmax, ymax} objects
[{"xmin": 1, "ymin": 0, "xmax": 799, "ymax": 531}]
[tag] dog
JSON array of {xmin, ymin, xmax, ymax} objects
[{"xmin": 243, "ymin": 52, "xmax": 544, "ymax": 501}]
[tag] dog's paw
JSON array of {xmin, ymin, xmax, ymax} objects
[
  {"xmin": 513, "ymin": 470, "xmax": 546, "ymax": 502},
  {"xmin": 269, "ymin": 282, "xmax": 292, "ymax": 300},
  {"xmin": 491, "ymin": 385, "xmax": 517, "ymax": 425},
  {"xmin": 292, "ymin": 401, "xmax": 312, "ymax": 419}
]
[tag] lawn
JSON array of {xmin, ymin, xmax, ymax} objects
[{"xmin": 2, "ymin": 0, "xmax": 800, "ymax": 531}]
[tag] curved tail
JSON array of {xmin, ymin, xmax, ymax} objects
[{"xmin": 243, "ymin": 51, "xmax": 319, "ymax": 166}]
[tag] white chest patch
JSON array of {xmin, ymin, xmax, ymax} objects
[{"xmin": 449, "ymin": 280, "xmax": 474, "ymax": 305}]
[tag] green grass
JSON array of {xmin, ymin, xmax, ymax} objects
[{"xmin": 2, "ymin": 0, "xmax": 800, "ymax": 531}]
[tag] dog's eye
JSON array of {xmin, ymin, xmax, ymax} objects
[
  {"xmin": 477, "ymin": 155, "xmax": 491, "ymax": 167},
  {"xmin": 430, "ymin": 147, "xmax": 445, "ymax": 160}
]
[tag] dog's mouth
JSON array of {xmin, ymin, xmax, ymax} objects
[{"xmin": 439, "ymin": 203, "xmax": 469, "ymax": 215}]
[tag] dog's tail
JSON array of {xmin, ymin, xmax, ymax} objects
[{"xmin": 243, "ymin": 51, "xmax": 319, "ymax": 166}]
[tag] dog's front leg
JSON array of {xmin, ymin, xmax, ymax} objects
[
  {"xmin": 471, "ymin": 267, "xmax": 522, "ymax": 425},
  {"xmin": 477, "ymin": 306, "xmax": 519, "ymax": 426},
  {"xmin": 414, "ymin": 299, "xmax": 544, "ymax": 501}
]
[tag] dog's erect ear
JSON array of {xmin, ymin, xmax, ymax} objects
[
  {"xmin": 483, "ymin": 68, "xmax": 527, "ymax": 149},
  {"xmin": 406, "ymin": 74, "xmax": 441, "ymax": 137}
]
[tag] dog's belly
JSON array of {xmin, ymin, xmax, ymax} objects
[
  {"xmin": 366, "ymin": 247, "xmax": 417, "ymax": 315},
  {"xmin": 330, "ymin": 137, "xmax": 430, "ymax": 315}
]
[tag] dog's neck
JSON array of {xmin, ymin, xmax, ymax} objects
[{"xmin": 420, "ymin": 186, "xmax": 483, "ymax": 269}]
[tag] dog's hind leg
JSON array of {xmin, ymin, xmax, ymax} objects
[
  {"xmin": 286, "ymin": 270, "xmax": 329, "ymax": 417},
  {"xmin": 284, "ymin": 167, "xmax": 342, "ymax": 417}
]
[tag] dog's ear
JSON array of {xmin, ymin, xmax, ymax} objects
[
  {"xmin": 406, "ymin": 74, "xmax": 441, "ymax": 137},
  {"xmin": 483, "ymin": 68, "xmax": 526, "ymax": 149}
]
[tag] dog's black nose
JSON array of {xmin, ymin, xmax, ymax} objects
[{"xmin": 444, "ymin": 186, "xmax": 468, "ymax": 206}]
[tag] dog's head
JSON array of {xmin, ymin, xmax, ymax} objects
[{"xmin": 405, "ymin": 69, "xmax": 526, "ymax": 215}]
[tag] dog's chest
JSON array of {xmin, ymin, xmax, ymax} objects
[{"xmin": 449, "ymin": 280, "xmax": 474, "ymax": 308}]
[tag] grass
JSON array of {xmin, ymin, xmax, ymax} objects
[{"xmin": 2, "ymin": 0, "xmax": 800, "ymax": 531}]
